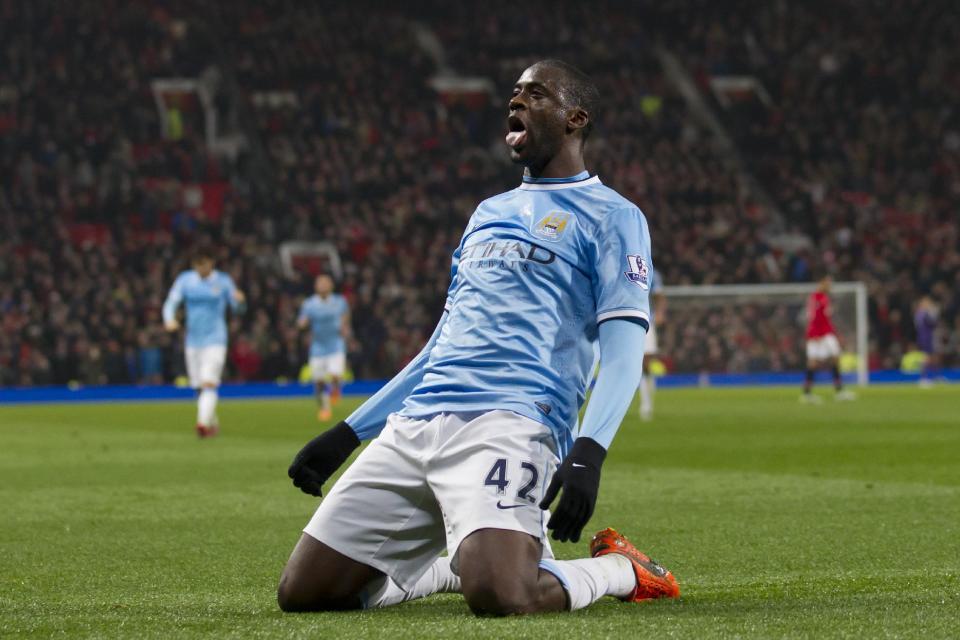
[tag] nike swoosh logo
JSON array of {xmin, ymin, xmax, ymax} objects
[
  {"xmin": 572, "ymin": 463, "xmax": 586, "ymax": 468},
  {"xmin": 496, "ymin": 501, "xmax": 526, "ymax": 510}
]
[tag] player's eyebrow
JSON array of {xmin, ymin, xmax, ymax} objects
[{"xmin": 514, "ymin": 80, "xmax": 554, "ymax": 96}]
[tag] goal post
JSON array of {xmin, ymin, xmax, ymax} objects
[{"xmin": 659, "ymin": 282, "xmax": 869, "ymax": 386}]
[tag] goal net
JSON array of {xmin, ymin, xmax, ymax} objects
[{"xmin": 658, "ymin": 282, "xmax": 869, "ymax": 385}]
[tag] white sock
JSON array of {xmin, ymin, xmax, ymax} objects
[
  {"xmin": 198, "ymin": 388, "xmax": 218, "ymax": 427},
  {"xmin": 539, "ymin": 555, "xmax": 635, "ymax": 610},
  {"xmin": 361, "ymin": 556, "xmax": 460, "ymax": 609},
  {"xmin": 639, "ymin": 375, "xmax": 654, "ymax": 415},
  {"xmin": 318, "ymin": 383, "xmax": 331, "ymax": 411}
]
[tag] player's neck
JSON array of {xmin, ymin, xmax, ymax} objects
[{"xmin": 523, "ymin": 148, "xmax": 586, "ymax": 180}]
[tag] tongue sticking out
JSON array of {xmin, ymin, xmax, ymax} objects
[{"xmin": 505, "ymin": 130, "xmax": 527, "ymax": 148}]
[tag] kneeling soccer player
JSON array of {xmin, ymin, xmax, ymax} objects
[{"xmin": 278, "ymin": 60, "xmax": 680, "ymax": 616}]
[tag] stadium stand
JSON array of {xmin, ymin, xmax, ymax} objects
[
  {"xmin": 1, "ymin": 0, "xmax": 957, "ymax": 386},
  {"xmin": 651, "ymin": 0, "xmax": 960, "ymax": 369}
]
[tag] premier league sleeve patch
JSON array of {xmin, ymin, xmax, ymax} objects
[{"xmin": 624, "ymin": 254, "xmax": 649, "ymax": 289}]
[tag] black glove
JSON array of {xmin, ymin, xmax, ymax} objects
[
  {"xmin": 288, "ymin": 421, "xmax": 361, "ymax": 496},
  {"xmin": 539, "ymin": 437, "xmax": 606, "ymax": 543}
]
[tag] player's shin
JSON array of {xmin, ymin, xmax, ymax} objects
[
  {"xmin": 538, "ymin": 556, "xmax": 635, "ymax": 610},
  {"xmin": 198, "ymin": 387, "xmax": 218, "ymax": 427},
  {"xmin": 639, "ymin": 376, "xmax": 654, "ymax": 418},
  {"xmin": 360, "ymin": 557, "xmax": 461, "ymax": 609}
]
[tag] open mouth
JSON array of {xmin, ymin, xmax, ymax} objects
[{"xmin": 505, "ymin": 115, "xmax": 528, "ymax": 149}]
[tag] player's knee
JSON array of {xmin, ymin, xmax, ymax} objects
[
  {"xmin": 276, "ymin": 568, "xmax": 356, "ymax": 612},
  {"xmin": 462, "ymin": 576, "xmax": 536, "ymax": 617},
  {"xmin": 276, "ymin": 573, "xmax": 305, "ymax": 612}
]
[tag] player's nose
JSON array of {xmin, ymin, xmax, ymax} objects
[{"xmin": 509, "ymin": 94, "xmax": 526, "ymax": 112}]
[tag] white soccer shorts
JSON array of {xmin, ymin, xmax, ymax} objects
[
  {"xmin": 309, "ymin": 352, "xmax": 346, "ymax": 381},
  {"xmin": 185, "ymin": 345, "xmax": 227, "ymax": 388},
  {"xmin": 644, "ymin": 323, "xmax": 659, "ymax": 355},
  {"xmin": 303, "ymin": 410, "xmax": 560, "ymax": 591},
  {"xmin": 806, "ymin": 334, "xmax": 841, "ymax": 361}
]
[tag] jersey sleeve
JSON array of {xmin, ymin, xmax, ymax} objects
[
  {"xmin": 444, "ymin": 220, "xmax": 472, "ymax": 313},
  {"xmin": 347, "ymin": 311, "xmax": 448, "ymax": 440},
  {"xmin": 650, "ymin": 268, "xmax": 663, "ymax": 294},
  {"xmin": 589, "ymin": 207, "xmax": 653, "ymax": 329},
  {"xmin": 297, "ymin": 299, "xmax": 309, "ymax": 323},
  {"xmin": 162, "ymin": 274, "xmax": 185, "ymax": 323},
  {"xmin": 577, "ymin": 318, "xmax": 647, "ymax": 449}
]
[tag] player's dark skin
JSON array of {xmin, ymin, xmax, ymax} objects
[{"xmin": 278, "ymin": 62, "xmax": 590, "ymax": 616}]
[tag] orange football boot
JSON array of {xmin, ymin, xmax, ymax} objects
[
  {"xmin": 317, "ymin": 408, "xmax": 333, "ymax": 422},
  {"xmin": 590, "ymin": 528, "xmax": 680, "ymax": 601}
]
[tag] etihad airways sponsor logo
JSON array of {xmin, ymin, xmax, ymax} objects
[{"xmin": 460, "ymin": 240, "xmax": 556, "ymax": 265}]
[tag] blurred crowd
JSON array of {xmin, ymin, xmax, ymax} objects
[
  {"xmin": 651, "ymin": 0, "xmax": 960, "ymax": 369},
  {"xmin": 1, "ymin": 0, "xmax": 957, "ymax": 386}
]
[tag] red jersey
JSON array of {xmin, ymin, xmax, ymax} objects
[{"xmin": 806, "ymin": 291, "xmax": 836, "ymax": 338}]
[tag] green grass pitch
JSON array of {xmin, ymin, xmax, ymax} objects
[{"xmin": 2, "ymin": 386, "xmax": 958, "ymax": 639}]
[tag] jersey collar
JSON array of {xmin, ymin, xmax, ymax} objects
[{"xmin": 519, "ymin": 171, "xmax": 602, "ymax": 191}]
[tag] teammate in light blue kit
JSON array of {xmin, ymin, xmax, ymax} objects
[
  {"xmin": 280, "ymin": 60, "xmax": 679, "ymax": 616},
  {"xmin": 298, "ymin": 274, "xmax": 351, "ymax": 421},
  {"xmin": 162, "ymin": 247, "xmax": 245, "ymax": 437},
  {"xmin": 638, "ymin": 267, "xmax": 666, "ymax": 420}
]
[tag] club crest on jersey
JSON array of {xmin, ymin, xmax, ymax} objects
[
  {"xmin": 532, "ymin": 211, "xmax": 572, "ymax": 242},
  {"xmin": 624, "ymin": 255, "xmax": 649, "ymax": 289}
]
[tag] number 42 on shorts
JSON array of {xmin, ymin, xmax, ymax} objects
[{"xmin": 484, "ymin": 458, "xmax": 540, "ymax": 503}]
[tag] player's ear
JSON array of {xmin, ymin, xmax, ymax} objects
[{"xmin": 567, "ymin": 107, "xmax": 589, "ymax": 135}]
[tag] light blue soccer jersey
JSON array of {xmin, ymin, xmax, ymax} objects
[
  {"xmin": 299, "ymin": 294, "xmax": 349, "ymax": 357},
  {"xmin": 162, "ymin": 270, "xmax": 241, "ymax": 348},
  {"xmin": 401, "ymin": 171, "xmax": 653, "ymax": 456}
]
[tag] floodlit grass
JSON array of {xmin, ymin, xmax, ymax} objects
[{"xmin": 1, "ymin": 385, "xmax": 958, "ymax": 638}]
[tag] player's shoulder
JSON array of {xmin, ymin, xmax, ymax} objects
[
  {"xmin": 475, "ymin": 188, "xmax": 520, "ymax": 212},
  {"xmin": 591, "ymin": 182, "xmax": 644, "ymax": 215},
  {"xmin": 176, "ymin": 269, "xmax": 196, "ymax": 283},
  {"xmin": 576, "ymin": 181, "xmax": 648, "ymax": 231}
]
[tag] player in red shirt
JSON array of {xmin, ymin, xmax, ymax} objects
[{"xmin": 802, "ymin": 276, "xmax": 856, "ymax": 403}]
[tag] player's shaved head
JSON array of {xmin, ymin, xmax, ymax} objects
[
  {"xmin": 528, "ymin": 59, "xmax": 599, "ymax": 140},
  {"xmin": 507, "ymin": 60, "xmax": 598, "ymax": 176}
]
